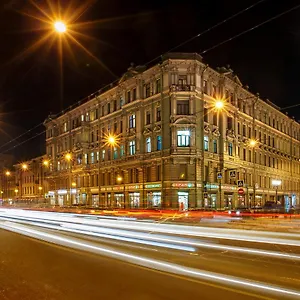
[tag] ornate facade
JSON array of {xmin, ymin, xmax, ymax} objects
[{"xmin": 44, "ymin": 53, "xmax": 300, "ymax": 210}]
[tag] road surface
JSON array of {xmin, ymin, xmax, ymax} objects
[{"xmin": 0, "ymin": 208, "xmax": 299, "ymax": 300}]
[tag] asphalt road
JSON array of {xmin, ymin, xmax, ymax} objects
[{"xmin": 0, "ymin": 209, "xmax": 299, "ymax": 300}]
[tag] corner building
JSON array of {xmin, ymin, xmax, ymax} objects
[{"xmin": 44, "ymin": 53, "xmax": 300, "ymax": 210}]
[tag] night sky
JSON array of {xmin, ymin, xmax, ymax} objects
[{"xmin": 0, "ymin": 0, "xmax": 300, "ymax": 161}]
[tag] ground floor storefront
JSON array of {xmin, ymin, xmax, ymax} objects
[{"xmin": 46, "ymin": 181, "xmax": 299, "ymax": 211}]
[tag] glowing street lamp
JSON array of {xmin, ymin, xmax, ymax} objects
[
  {"xmin": 43, "ymin": 159, "xmax": 50, "ymax": 167},
  {"xmin": 249, "ymin": 139, "xmax": 258, "ymax": 148},
  {"xmin": 272, "ymin": 179, "xmax": 282, "ymax": 204},
  {"xmin": 107, "ymin": 135, "xmax": 117, "ymax": 147},
  {"xmin": 215, "ymin": 100, "xmax": 225, "ymax": 111},
  {"xmin": 54, "ymin": 21, "xmax": 67, "ymax": 33},
  {"xmin": 65, "ymin": 153, "xmax": 72, "ymax": 161},
  {"xmin": 116, "ymin": 176, "xmax": 123, "ymax": 183},
  {"xmin": 38, "ymin": 186, "xmax": 43, "ymax": 191},
  {"xmin": 22, "ymin": 163, "xmax": 28, "ymax": 170},
  {"xmin": 5, "ymin": 171, "xmax": 11, "ymax": 176}
]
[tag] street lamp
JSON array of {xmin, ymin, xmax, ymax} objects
[
  {"xmin": 272, "ymin": 179, "xmax": 282, "ymax": 204},
  {"xmin": 116, "ymin": 175, "xmax": 125, "ymax": 209},
  {"xmin": 5, "ymin": 171, "xmax": 11, "ymax": 201},
  {"xmin": 54, "ymin": 21, "xmax": 67, "ymax": 33},
  {"xmin": 249, "ymin": 139, "xmax": 258, "ymax": 208},
  {"xmin": 214, "ymin": 99, "xmax": 225, "ymax": 210},
  {"xmin": 22, "ymin": 163, "xmax": 28, "ymax": 170},
  {"xmin": 64, "ymin": 153, "xmax": 73, "ymax": 206}
]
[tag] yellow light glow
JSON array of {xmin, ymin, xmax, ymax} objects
[
  {"xmin": 5, "ymin": 171, "xmax": 11, "ymax": 176},
  {"xmin": 43, "ymin": 160, "xmax": 50, "ymax": 167},
  {"xmin": 22, "ymin": 164, "xmax": 28, "ymax": 170},
  {"xmin": 65, "ymin": 153, "xmax": 72, "ymax": 161},
  {"xmin": 116, "ymin": 176, "xmax": 123, "ymax": 182},
  {"xmin": 14, "ymin": 189, "xmax": 18, "ymax": 193},
  {"xmin": 249, "ymin": 139, "xmax": 257, "ymax": 148},
  {"xmin": 215, "ymin": 100, "xmax": 224, "ymax": 110},
  {"xmin": 0, "ymin": 191, "xmax": 3, "ymax": 194},
  {"xmin": 107, "ymin": 135, "xmax": 116, "ymax": 146},
  {"xmin": 71, "ymin": 182, "xmax": 76, "ymax": 187},
  {"xmin": 38, "ymin": 186, "xmax": 43, "ymax": 191},
  {"xmin": 54, "ymin": 21, "xmax": 67, "ymax": 33}
]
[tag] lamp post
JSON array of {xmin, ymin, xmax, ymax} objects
[
  {"xmin": 214, "ymin": 99, "xmax": 225, "ymax": 210},
  {"xmin": 5, "ymin": 171, "xmax": 11, "ymax": 202},
  {"xmin": 20, "ymin": 163, "xmax": 28, "ymax": 201},
  {"xmin": 272, "ymin": 179, "xmax": 282, "ymax": 204},
  {"xmin": 65, "ymin": 153, "xmax": 72, "ymax": 206},
  {"xmin": 249, "ymin": 139, "xmax": 258, "ymax": 208},
  {"xmin": 116, "ymin": 174, "xmax": 125, "ymax": 209}
]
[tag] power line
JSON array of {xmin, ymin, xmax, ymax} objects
[
  {"xmin": 145, "ymin": 0, "xmax": 267, "ymax": 66},
  {"xmin": 201, "ymin": 3, "xmax": 300, "ymax": 54}
]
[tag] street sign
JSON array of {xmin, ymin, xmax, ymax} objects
[
  {"xmin": 238, "ymin": 188, "xmax": 244, "ymax": 195},
  {"xmin": 217, "ymin": 172, "xmax": 222, "ymax": 179},
  {"xmin": 229, "ymin": 170, "xmax": 236, "ymax": 178},
  {"xmin": 237, "ymin": 180, "xmax": 244, "ymax": 187}
]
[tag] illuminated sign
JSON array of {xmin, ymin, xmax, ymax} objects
[
  {"xmin": 126, "ymin": 185, "xmax": 141, "ymax": 190},
  {"xmin": 172, "ymin": 182, "xmax": 194, "ymax": 188},
  {"xmin": 145, "ymin": 183, "xmax": 161, "ymax": 189},
  {"xmin": 205, "ymin": 184, "xmax": 218, "ymax": 189}
]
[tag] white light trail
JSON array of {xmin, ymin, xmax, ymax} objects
[{"xmin": 1, "ymin": 221, "xmax": 300, "ymax": 299}]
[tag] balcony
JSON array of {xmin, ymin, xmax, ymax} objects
[{"xmin": 170, "ymin": 84, "xmax": 195, "ymax": 92}]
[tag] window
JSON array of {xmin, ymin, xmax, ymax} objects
[
  {"xmin": 113, "ymin": 147, "xmax": 118, "ymax": 159},
  {"xmin": 204, "ymin": 136, "xmax": 209, "ymax": 151},
  {"xmin": 120, "ymin": 121, "xmax": 123, "ymax": 133},
  {"xmin": 204, "ymin": 108, "xmax": 208, "ymax": 122},
  {"xmin": 203, "ymin": 80, "xmax": 208, "ymax": 93},
  {"xmin": 113, "ymin": 100, "xmax": 117, "ymax": 111},
  {"xmin": 129, "ymin": 114, "xmax": 136, "ymax": 128},
  {"xmin": 127, "ymin": 91, "xmax": 131, "ymax": 103},
  {"xmin": 146, "ymin": 111, "xmax": 151, "ymax": 125},
  {"xmin": 157, "ymin": 136, "xmax": 162, "ymax": 150},
  {"xmin": 243, "ymin": 125, "xmax": 246, "ymax": 136},
  {"xmin": 177, "ymin": 130, "xmax": 190, "ymax": 147},
  {"xmin": 228, "ymin": 142, "xmax": 233, "ymax": 156},
  {"xmin": 120, "ymin": 145, "xmax": 125, "ymax": 157},
  {"xmin": 63, "ymin": 122, "xmax": 67, "ymax": 132},
  {"xmin": 156, "ymin": 78, "xmax": 161, "ymax": 94},
  {"xmin": 156, "ymin": 108, "xmax": 161, "ymax": 122},
  {"xmin": 227, "ymin": 117, "xmax": 233, "ymax": 130},
  {"xmin": 114, "ymin": 122, "xmax": 118, "ymax": 133},
  {"xmin": 107, "ymin": 103, "xmax": 110, "ymax": 114},
  {"xmin": 178, "ymin": 75, "xmax": 187, "ymax": 86},
  {"xmin": 81, "ymin": 114, "xmax": 85, "ymax": 122},
  {"xmin": 213, "ymin": 140, "xmax": 217, "ymax": 153},
  {"xmin": 102, "ymin": 150, "xmax": 105, "ymax": 161},
  {"xmin": 132, "ymin": 88, "xmax": 136, "ymax": 101},
  {"xmin": 120, "ymin": 97, "xmax": 124, "ymax": 108},
  {"xmin": 129, "ymin": 140, "xmax": 136, "ymax": 155},
  {"xmin": 146, "ymin": 137, "xmax": 151, "ymax": 153},
  {"xmin": 145, "ymin": 83, "xmax": 151, "ymax": 98},
  {"xmin": 90, "ymin": 152, "xmax": 95, "ymax": 164},
  {"xmin": 177, "ymin": 100, "xmax": 189, "ymax": 115},
  {"xmin": 213, "ymin": 113, "xmax": 218, "ymax": 126}
]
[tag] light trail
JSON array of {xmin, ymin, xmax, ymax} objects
[
  {"xmin": 1, "ymin": 221, "xmax": 300, "ymax": 299},
  {"xmin": 2, "ymin": 209, "xmax": 299, "ymax": 247},
  {"xmin": 0, "ymin": 209, "xmax": 300, "ymax": 261}
]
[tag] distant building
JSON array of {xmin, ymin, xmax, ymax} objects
[
  {"xmin": 14, "ymin": 155, "xmax": 48, "ymax": 203},
  {"xmin": 43, "ymin": 53, "xmax": 300, "ymax": 210}
]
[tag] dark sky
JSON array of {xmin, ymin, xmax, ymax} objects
[{"xmin": 0, "ymin": 0, "xmax": 300, "ymax": 161}]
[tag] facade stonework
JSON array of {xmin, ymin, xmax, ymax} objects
[{"xmin": 43, "ymin": 53, "xmax": 300, "ymax": 210}]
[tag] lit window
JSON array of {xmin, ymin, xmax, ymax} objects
[
  {"xmin": 146, "ymin": 137, "xmax": 151, "ymax": 153},
  {"xmin": 129, "ymin": 114, "xmax": 136, "ymax": 128},
  {"xmin": 84, "ymin": 153, "xmax": 88, "ymax": 164},
  {"xmin": 57, "ymin": 161, "xmax": 60, "ymax": 171},
  {"xmin": 120, "ymin": 97, "xmax": 124, "ymax": 108},
  {"xmin": 81, "ymin": 114, "xmax": 84, "ymax": 122},
  {"xmin": 120, "ymin": 145, "xmax": 125, "ymax": 157},
  {"xmin": 213, "ymin": 140, "xmax": 217, "ymax": 153},
  {"xmin": 204, "ymin": 136, "xmax": 209, "ymax": 151},
  {"xmin": 85, "ymin": 112, "xmax": 90, "ymax": 121},
  {"xmin": 228, "ymin": 142, "xmax": 233, "ymax": 156},
  {"xmin": 90, "ymin": 152, "xmax": 95, "ymax": 164},
  {"xmin": 177, "ymin": 130, "xmax": 190, "ymax": 147},
  {"xmin": 113, "ymin": 147, "xmax": 118, "ymax": 159},
  {"xmin": 129, "ymin": 140, "xmax": 136, "ymax": 155},
  {"xmin": 157, "ymin": 136, "xmax": 162, "ymax": 151},
  {"xmin": 63, "ymin": 122, "xmax": 67, "ymax": 132},
  {"xmin": 102, "ymin": 149, "xmax": 105, "ymax": 160}
]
